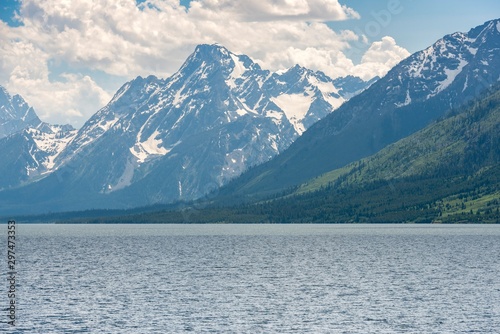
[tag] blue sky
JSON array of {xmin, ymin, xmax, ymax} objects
[
  {"xmin": 0, "ymin": 0, "xmax": 498, "ymax": 127},
  {"xmin": 331, "ymin": 0, "xmax": 500, "ymax": 55},
  {"xmin": 0, "ymin": 1, "xmax": 19, "ymax": 23}
]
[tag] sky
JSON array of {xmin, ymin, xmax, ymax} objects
[{"xmin": 0, "ymin": 0, "xmax": 499, "ymax": 128}]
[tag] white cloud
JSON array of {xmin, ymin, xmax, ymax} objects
[
  {"xmin": 252, "ymin": 36, "xmax": 410, "ymax": 82},
  {"xmin": 264, "ymin": 47, "xmax": 356, "ymax": 79},
  {"xmin": 0, "ymin": 0, "xmax": 409, "ymax": 127},
  {"xmin": 194, "ymin": 0, "xmax": 360, "ymax": 21},
  {"xmin": 353, "ymin": 36, "xmax": 411, "ymax": 80},
  {"xmin": 0, "ymin": 35, "xmax": 111, "ymax": 127}
]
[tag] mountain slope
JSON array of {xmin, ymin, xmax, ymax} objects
[
  {"xmin": 219, "ymin": 19, "xmax": 500, "ymax": 200},
  {"xmin": 93, "ymin": 84, "xmax": 500, "ymax": 224},
  {"xmin": 281, "ymin": 84, "xmax": 500, "ymax": 222},
  {"xmin": 0, "ymin": 44, "xmax": 373, "ymax": 214}
]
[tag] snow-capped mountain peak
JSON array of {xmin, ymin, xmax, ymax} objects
[
  {"xmin": 383, "ymin": 18, "xmax": 500, "ymax": 110},
  {"xmin": 0, "ymin": 85, "xmax": 42, "ymax": 138},
  {"xmin": 0, "ymin": 44, "xmax": 375, "ymax": 211}
]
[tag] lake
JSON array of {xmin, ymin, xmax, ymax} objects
[{"xmin": 6, "ymin": 224, "xmax": 500, "ymax": 333}]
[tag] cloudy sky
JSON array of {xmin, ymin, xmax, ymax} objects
[{"xmin": 1, "ymin": 0, "xmax": 499, "ymax": 127}]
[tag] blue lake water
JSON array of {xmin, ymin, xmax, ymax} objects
[{"xmin": 4, "ymin": 224, "xmax": 500, "ymax": 333}]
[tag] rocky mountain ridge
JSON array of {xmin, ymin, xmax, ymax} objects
[
  {"xmin": 218, "ymin": 18, "xmax": 500, "ymax": 200},
  {"xmin": 0, "ymin": 45, "xmax": 373, "ymax": 214}
]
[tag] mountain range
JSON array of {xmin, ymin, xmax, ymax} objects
[
  {"xmin": 0, "ymin": 44, "xmax": 374, "ymax": 215},
  {"xmin": 1, "ymin": 19, "xmax": 499, "ymax": 219},
  {"xmin": 99, "ymin": 82, "xmax": 498, "ymax": 224},
  {"xmin": 219, "ymin": 18, "xmax": 500, "ymax": 201}
]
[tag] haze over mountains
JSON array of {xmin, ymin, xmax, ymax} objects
[{"xmin": 0, "ymin": 44, "xmax": 374, "ymax": 214}]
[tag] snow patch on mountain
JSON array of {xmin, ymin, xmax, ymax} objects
[
  {"xmin": 226, "ymin": 54, "xmax": 247, "ymax": 89},
  {"xmin": 98, "ymin": 117, "xmax": 120, "ymax": 132},
  {"xmin": 396, "ymin": 90, "xmax": 412, "ymax": 107},
  {"xmin": 265, "ymin": 110, "xmax": 284, "ymax": 126},
  {"xmin": 432, "ymin": 58, "xmax": 468, "ymax": 97},
  {"xmin": 308, "ymin": 76, "xmax": 345, "ymax": 108},
  {"xmin": 272, "ymin": 93, "xmax": 313, "ymax": 135},
  {"xmin": 172, "ymin": 85, "xmax": 188, "ymax": 107},
  {"xmin": 28, "ymin": 125, "xmax": 77, "ymax": 172},
  {"xmin": 130, "ymin": 130, "xmax": 170, "ymax": 163},
  {"xmin": 222, "ymin": 148, "xmax": 247, "ymax": 181},
  {"xmin": 105, "ymin": 158, "xmax": 136, "ymax": 193},
  {"xmin": 468, "ymin": 46, "xmax": 478, "ymax": 55}
]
